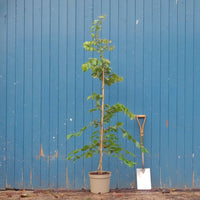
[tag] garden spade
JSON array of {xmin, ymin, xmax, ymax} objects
[{"xmin": 136, "ymin": 115, "xmax": 151, "ymax": 190}]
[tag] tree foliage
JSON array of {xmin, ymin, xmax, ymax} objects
[{"xmin": 67, "ymin": 15, "xmax": 148, "ymax": 173}]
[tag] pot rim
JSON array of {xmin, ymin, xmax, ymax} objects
[{"xmin": 89, "ymin": 171, "xmax": 111, "ymax": 178}]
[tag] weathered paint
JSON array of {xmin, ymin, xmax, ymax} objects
[
  {"xmin": 0, "ymin": 0, "xmax": 200, "ymax": 189},
  {"xmin": 39, "ymin": 145, "xmax": 44, "ymax": 158}
]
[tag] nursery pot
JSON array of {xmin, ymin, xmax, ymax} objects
[{"xmin": 89, "ymin": 171, "xmax": 111, "ymax": 194}]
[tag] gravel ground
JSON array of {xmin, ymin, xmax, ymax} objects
[{"xmin": 0, "ymin": 189, "xmax": 200, "ymax": 200}]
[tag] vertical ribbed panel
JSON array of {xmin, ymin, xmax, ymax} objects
[
  {"xmin": 0, "ymin": 0, "xmax": 7, "ymax": 189},
  {"xmin": 0, "ymin": 0, "xmax": 200, "ymax": 189}
]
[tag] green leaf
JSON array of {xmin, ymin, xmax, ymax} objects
[
  {"xmin": 81, "ymin": 145, "xmax": 90, "ymax": 151},
  {"xmin": 135, "ymin": 141, "xmax": 141, "ymax": 149},
  {"xmin": 85, "ymin": 152, "xmax": 93, "ymax": 158},
  {"xmin": 116, "ymin": 121, "xmax": 123, "ymax": 126},
  {"xmin": 125, "ymin": 150, "xmax": 136, "ymax": 158},
  {"xmin": 99, "ymin": 15, "xmax": 106, "ymax": 19},
  {"xmin": 115, "ymin": 153, "xmax": 137, "ymax": 167},
  {"xmin": 89, "ymin": 108, "xmax": 98, "ymax": 113},
  {"xmin": 128, "ymin": 111, "xmax": 136, "ymax": 120},
  {"xmin": 102, "ymin": 39, "xmax": 110, "ymax": 44},
  {"xmin": 87, "ymin": 92, "xmax": 102, "ymax": 101},
  {"xmin": 81, "ymin": 64, "xmax": 88, "ymax": 72},
  {"xmin": 67, "ymin": 126, "xmax": 87, "ymax": 140},
  {"xmin": 81, "ymin": 126, "xmax": 87, "ymax": 132},
  {"xmin": 67, "ymin": 155, "xmax": 74, "ymax": 160},
  {"xmin": 93, "ymin": 140, "xmax": 99, "ymax": 145},
  {"xmin": 73, "ymin": 149, "xmax": 81, "ymax": 155},
  {"xmin": 67, "ymin": 133, "xmax": 75, "ymax": 140},
  {"xmin": 141, "ymin": 147, "xmax": 149, "ymax": 154},
  {"xmin": 126, "ymin": 160, "xmax": 137, "ymax": 167},
  {"xmin": 109, "ymin": 46, "xmax": 115, "ymax": 51}
]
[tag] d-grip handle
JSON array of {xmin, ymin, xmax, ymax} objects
[{"xmin": 136, "ymin": 115, "xmax": 146, "ymax": 140}]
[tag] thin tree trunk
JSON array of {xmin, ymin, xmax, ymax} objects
[{"xmin": 99, "ymin": 67, "xmax": 105, "ymax": 175}]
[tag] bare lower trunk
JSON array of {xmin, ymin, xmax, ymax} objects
[{"xmin": 98, "ymin": 68, "xmax": 105, "ymax": 175}]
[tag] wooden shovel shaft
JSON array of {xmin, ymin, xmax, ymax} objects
[{"xmin": 136, "ymin": 115, "xmax": 146, "ymax": 169}]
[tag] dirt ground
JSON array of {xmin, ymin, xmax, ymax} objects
[{"xmin": 1, "ymin": 189, "xmax": 200, "ymax": 200}]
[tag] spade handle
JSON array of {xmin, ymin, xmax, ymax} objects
[{"xmin": 136, "ymin": 115, "xmax": 146, "ymax": 169}]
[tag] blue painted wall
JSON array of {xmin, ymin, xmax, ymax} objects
[{"xmin": 0, "ymin": 0, "xmax": 200, "ymax": 189}]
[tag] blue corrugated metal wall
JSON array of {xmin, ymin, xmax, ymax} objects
[{"xmin": 0, "ymin": 0, "xmax": 200, "ymax": 189}]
